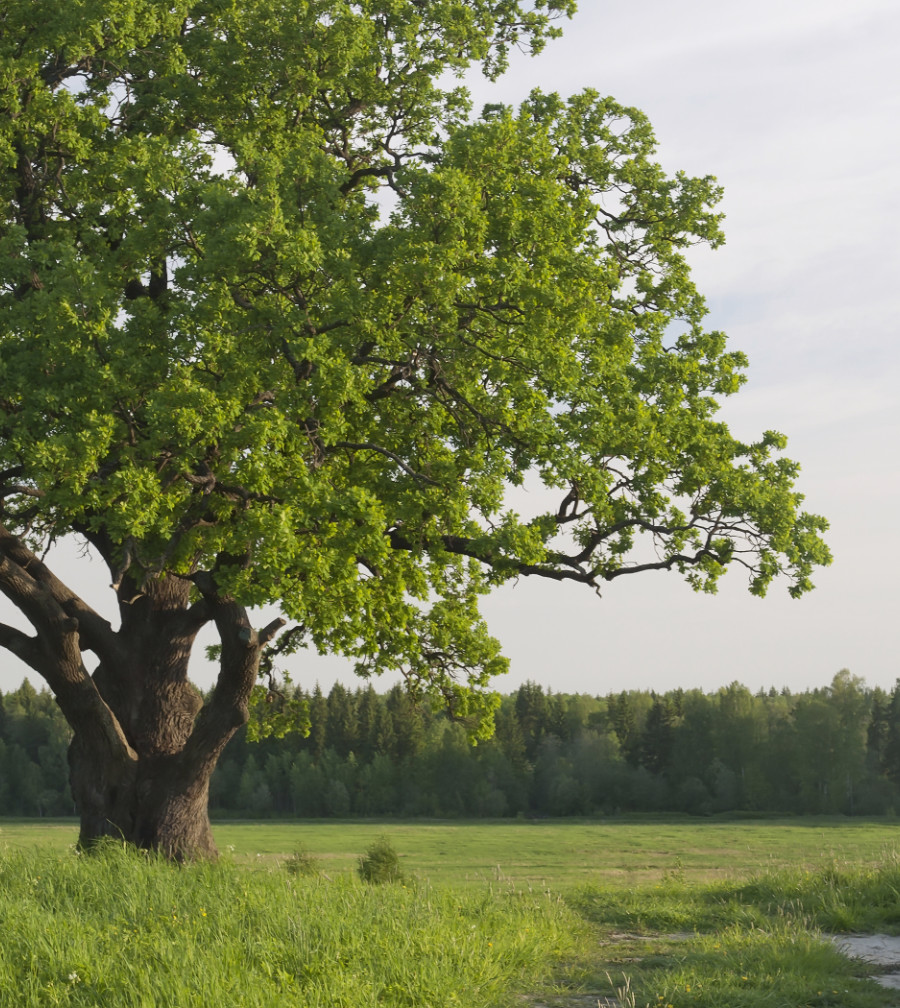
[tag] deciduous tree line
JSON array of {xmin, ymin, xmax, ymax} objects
[{"xmin": 4, "ymin": 670, "xmax": 900, "ymax": 820}]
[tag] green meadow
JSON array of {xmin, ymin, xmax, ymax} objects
[
  {"xmin": 4, "ymin": 815, "xmax": 900, "ymax": 887},
  {"xmin": 3, "ymin": 817, "xmax": 900, "ymax": 1006}
]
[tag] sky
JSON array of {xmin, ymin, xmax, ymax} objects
[{"xmin": 1, "ymin": 0, "xmax": 898, "ymax": 698}]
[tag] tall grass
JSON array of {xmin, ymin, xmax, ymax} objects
[
  {"xmin": 621, "ymin": 922, "xmax": 878, "ymax": 1008},
  {"xmin": 0, "ymin": 843, "xmax": 584, "ymax": 1007},
  {"xmin": 574, "ymin": 855, "xmax": 900, "ymax": 1008},
  {"xmin": 574, "ymin": 850, "xmax": 900, "ymax": 935},
  {"xmin": 6, "ymin": 826, "xmax": 900, "ymax": 1007}
]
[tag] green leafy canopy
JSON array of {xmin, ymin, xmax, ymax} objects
[{"xmin": 0, "ymin": 0, "xmax": 829, "ymax": 717}]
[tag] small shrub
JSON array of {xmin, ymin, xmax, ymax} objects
[
  {"xmin": 284, "ymin": 845, "xmax": 321, "ymax": 877},
  {"xmin": 357, "ymin": 835, "xmax": 403, "ymax": 884}
]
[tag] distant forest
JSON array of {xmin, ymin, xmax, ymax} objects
[{"xmin": 2, "ymin": 670, "xmax": 900, "ymax": 819}]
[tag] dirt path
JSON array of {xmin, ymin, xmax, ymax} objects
[
  {"xmin": 830, "ymin": 934, "xmax": 900, "ymax": 991},
  {"xmin": 526, "ymin": 933, "xmax": 900, "ymax": 1007}
]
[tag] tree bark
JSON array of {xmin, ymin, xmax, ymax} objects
[
  {"xmin": 0, "ymin": 527, "xmax": 283, "ymax": 861},
  {"xmin": 69, "ymin": 741, "xmax": 219, "ymax": 860}
]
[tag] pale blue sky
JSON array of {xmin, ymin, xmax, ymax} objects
[
  {"xmin": 2, "ymin": 1, "xmax": 897, "ymax": 697},
  {"xmin": 472, "ymin": 0, "xmax": 900, "ymax": 695}
]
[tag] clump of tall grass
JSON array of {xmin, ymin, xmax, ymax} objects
[
  {"xmin": 0, "ymin": 844, "xmax": 584, "ymax": 1007},
  {"xmin": 284, "ymin": 844, "xmax": 321, "ymax": 878},
  {"xmin": 357, "ymin": 835, "xmax": 403, "ymax": 885},
  {"xmin": 733, "ymin": 851, "xmax": 900, "ymax": 934}
]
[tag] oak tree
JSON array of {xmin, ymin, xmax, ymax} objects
[{"xmin": 0, "ymin": 0, "xmax": 829, "ymax": 858}]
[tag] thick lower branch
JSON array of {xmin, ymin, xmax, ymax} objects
[
  {"xmin": 0, "ymin": 621, "xmax": 40, "ymax": 667},
  {"xmin": 186, "ymin": 570, "xmax": 286, "ymax": 766},
  {"xmin": 0, "ymin": 530, "xmax": 135, "ymax": 764},
  {"xmin": 386, "ymin": 523, "xmax": 730, "ymax": 588},
  {"xmin": 0, "ymin": 524, "xmax": 122, "ymax": 666}
]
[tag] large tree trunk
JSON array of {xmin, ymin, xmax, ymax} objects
[
  {"xmin": 66, "ymin": 573, "xmax": 279, "ymax": 860},
  {"xmin": 0, "ymin": 527, "xmax": 284, "ymax": 861},
  {"xmin": 69, "ymin": 741, "xmax": 219, "ymax": 860},
  {"xmin": 67, "ymin": 575, "xmax": 223, "ymax": 859}
]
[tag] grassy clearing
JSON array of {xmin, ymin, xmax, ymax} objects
[
  {"xmin": 592, "ymin": 921, "xmax": 880, "ymax": 1008},
  {"xmin": 5, "ymin": 819, "xmax": 900, "ymax": 1007},
  {"xmin": 211, "ymin": 817, "xmax": 900, "ymax": 889},
  {"xmin": 573, "ymin": 856, "xmax": 900, "ymax": 1008},
  {"xmin": 0, "ymin": 843, "xmax": 586, "ymax": 1007},
  {"xmin": 573, "ymin": 855, "xmax": 900, "ymax": 936},
  {"xmin": 7, "ymin": 815, "xmax": 900, "ymax": 888}
]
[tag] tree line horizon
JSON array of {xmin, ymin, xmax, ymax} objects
[{"xmin": 3, "ymin": 669, "xmax": 896, "ymax": 821}]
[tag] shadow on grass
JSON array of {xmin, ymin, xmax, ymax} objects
[{"xmin": 565, "ymin": 861, "xmax": 900, "ymax": 1008}]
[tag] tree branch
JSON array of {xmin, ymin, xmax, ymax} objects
[
  {"xmin": 0, "ymin": 524, "xmax": 123, "ymax": 666},
  {"xmin": 331, "ymin": 442, "xmax": 440, "ymax": 485},
  {"xmin": 602, "ymin": 549, "xmax": 718, "ymax": 580},
  {"xmin": 185, "ymin": 567, "xmax": 287, "ymax": 765},
  {"xmin": 0, "ymin": 621, "xmax": 40, "ymax": 669},
  {"xmin": 386, "ymin": 528, "xmax": 602, "ymax": 586},
  {"xmin": 387, "ymin": 520, "xmax": 731, "ymax": 590},
  {"xmin": 0, "ymin": 541, "xmax": 136, "ymax": 764}
]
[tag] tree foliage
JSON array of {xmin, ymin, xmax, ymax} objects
[{"xmin": 0, "ymin": 1, "xmax": 829, "ymax": 854}]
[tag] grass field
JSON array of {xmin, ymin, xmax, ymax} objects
[
  {"xmin": 3, "ymin": 817, "xmax": 900, "ymax": 1007},
  {"xmin": 4, "ymin": 815, "xmax": 900, "ymax": 888}
]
